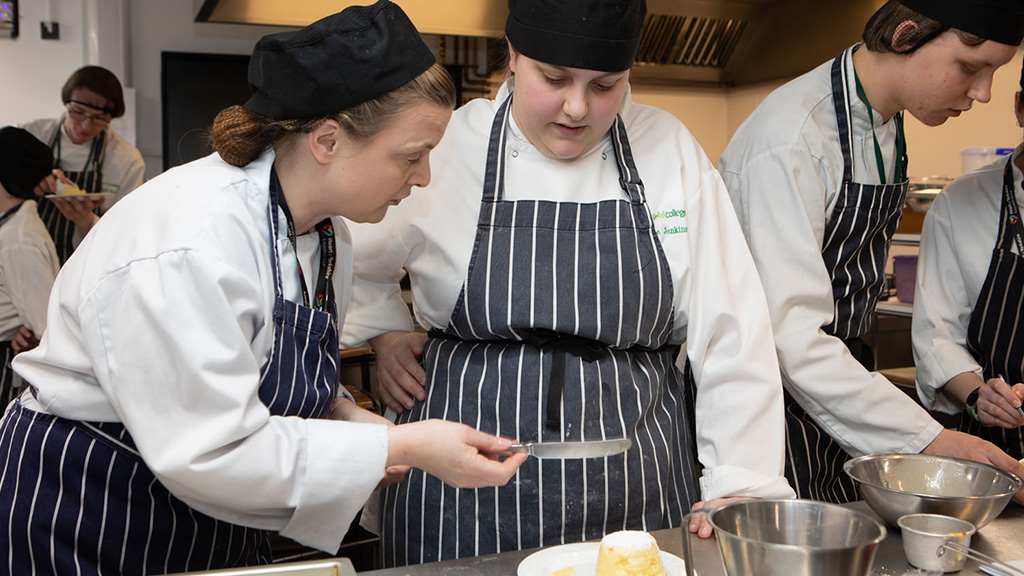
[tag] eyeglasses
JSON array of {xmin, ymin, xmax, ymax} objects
[{"xmin": 65, "ymin": 101, "xmax": 112, "ymax": 125}]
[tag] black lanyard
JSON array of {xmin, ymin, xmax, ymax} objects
[
  {"xmin": 1002, "ymin": 157, "xmax": 1024, "ymax": 255},
  {"xmin": 854, "ymin": 70, "xmax": 906, "ymax": 184},
  {"xmin": 0, "ymin": 202, "xmax": 21, "ymax": 229},
  {"xmin": 271, "ymin": 168, "xmax": 336, "ymax": 312}
]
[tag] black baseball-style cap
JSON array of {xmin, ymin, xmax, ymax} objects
[
  {"xmin": 244, "ymin": 0, "xmax": 436, "ymax": 120},
  {"xmin": 505, "ymin": 0, "xmax": 647, "ymax": 72},
  {"xmin": 897, "ymin": 0, "xmax": 1024, "ymax": 45}
]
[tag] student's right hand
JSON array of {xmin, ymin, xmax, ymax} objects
[
  {"xmin": 976, "ymin": 376, "xmax": 1024, "ymax": 429},
  {"xmin": 370, "ymin": 330, "xmax": 428, "ymax": 413},
  {"xmin": 923, "ymin": 429, "xmax": 1024, "ymax": 505},
  {"xmin": 387, "ymin": 419, "xmax": 527, "ymax": 488}
]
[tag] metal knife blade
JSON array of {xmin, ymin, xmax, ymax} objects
[{"xmin": 505, "ymin": 437, "xmax": 632, "ymax": 459}]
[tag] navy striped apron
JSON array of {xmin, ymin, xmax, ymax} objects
[
  {"xmin": 784, "ymin": 49, "xmax": 909, "ymax": 504},
  {"xmin": 960, "ymin": 156, "xmax": 1024, "ymax": 459},
  {"xmin": 0, "ymin": 343, "xmax": 15, "ymax": 411},
  {"xmin": 38, "ymin": 120, "xmax": 106, "ymax": 264},
  {"xmin": 380, "ymin": 96, "xmax": 700, "ymax": 567},
  {"xmin": 0, "ymin": 169, "xmax": 340, "ymax": 575}
]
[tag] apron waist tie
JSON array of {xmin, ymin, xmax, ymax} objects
[{"xmin": 428, "ymin": 328, "xmax": 617, "ymax": 431}]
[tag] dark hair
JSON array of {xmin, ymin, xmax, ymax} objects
[
  {"xmin": 210, "ymin": 62, "xmax": 455, "ymax": 167},
  {"xmin": 862, "ymin": 0, "xmax": 986, "ymax": 53},
  {"xmin": 60, "ymin": 66, "xmax": 126, "ymax": 118}
]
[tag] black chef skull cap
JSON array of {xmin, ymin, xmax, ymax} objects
[
  {"xmin": 244, "ymin": 0, "xmax": 436, "ymax": 120},
  {"xmin": 896, "ymin": 0, "xmax": 1024, "ymax": 45},
  {"xmin": 505, "ymin": 0, "xmax": 646, "ymax": 72},
  {"xmin": 0, "ymin": 127, "xmax": 54, "ymax": 201}
]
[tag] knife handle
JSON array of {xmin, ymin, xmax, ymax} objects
[{"xmin": 499, "ymin": 443, "xmax": 530, "ymax": 458}]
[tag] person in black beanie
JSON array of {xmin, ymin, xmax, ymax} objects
[
  {"xmin": 0, "ymin": 127, "xmax": 60, "ymax": 409},
  {"xmin": 344, "ymin": 0, "xmax": 795, "ymax": 564},
  {"xmin": 913, "ymin": 56, "xmax": 1024, "ymax": 470},
  {"xmin": 0, "ymin": 2, "xmax": 526, "ymax": 574},
  {"xmin": 720, "ymin": 0, "xmax": 1024, "ymax": 506}
]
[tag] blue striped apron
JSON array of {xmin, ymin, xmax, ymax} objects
[
  {"xmin": 784, "ymin": 48, "xmax": 909, "ymax": 504},
  {"xmin": 380, "ymin": 96, "xmax": 700, "ymax": 567},
  {"xmin": 0, "ymin": 343, "xmax": 15, "ymax": 411},
  {"xmin": 0, "ymin": 169, "xmax": 340, "ymax": 575},
  {"xmin": 38, "ymin": 120, "xmax": 106, "ymax": 264},
  {"xmin": 961, "ymin": 156, "xmax": 1024, "ymax": 459}
]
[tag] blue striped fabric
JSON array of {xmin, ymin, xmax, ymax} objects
[
  {"xmin": 821, "ymin": 47, "xmax": 909, "ymax": 341},
  {"xmin": 39, "ymin": 124, "xmax": 106, "ymax": 264},
  {"xmin": 963, "ymin": 156, "xmax": 1024, "ymax": 459},
  {"xmin": 783, "ymin": 48, "xmax": 909, "ymax": 504},
  {"xmin": 1, "ymin": 344, "xmax": 18, "ymax": 410},
  {"xmin": 0, "ymin": 166, "xmax": 340, "ymax": 574},
  {"xmin": 380, "ymin": 96, "xmax": 700, "ymax": 567}
]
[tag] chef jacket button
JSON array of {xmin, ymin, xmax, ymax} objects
[
  {"xmin": 602, "ymin": 152, "xmax": 607, "ymax": 160},
  {"xmin": 511, "ymin": 150, "xmax": 519, "ymax": 158}
]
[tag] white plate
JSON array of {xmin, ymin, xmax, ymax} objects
[
  {"xmin": 43, "ymin": 192, "xmax": 114, "ymax": 201},
  {"xmin": 517, "ymin": 542, "xmax": 687, "ymax": 576}
]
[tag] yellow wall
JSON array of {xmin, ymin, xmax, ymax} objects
[
  {"xmin": 631, "ymin": 48, "xmax": 1024, "ymax": 179},
  {"xmin": 631, "ymin": 84, "xmax": 731, "ymax": 163}
]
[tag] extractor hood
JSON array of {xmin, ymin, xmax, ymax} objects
[{"xmin": 194, "ymin": 0, "xmax": 885, "ymax": 87}]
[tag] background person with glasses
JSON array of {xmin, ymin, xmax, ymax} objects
[{"xmin": 20, "ymin": 65, "xmax": 145, "ymax": 264}]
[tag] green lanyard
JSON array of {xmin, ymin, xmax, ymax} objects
[{"xmin": 854, "ymin": 71, "xmax": 905, "ymax": 185}]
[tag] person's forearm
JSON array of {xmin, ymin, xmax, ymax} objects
[{"xmin": 939, "ymin": 371, "xmax": 985, "ymax": 408}]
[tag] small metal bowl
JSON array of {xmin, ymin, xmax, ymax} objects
[
  {"xmin": 898, "ymin": 514, "xmax": 976, "ymax": 573},
  {"xmin": 844, "ymin": 453, "xmax": 1022, "ymax": 529}
]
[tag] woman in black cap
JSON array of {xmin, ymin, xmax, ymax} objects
[
  {"xmin": 719, "ymin": 0, "xmax": 1024, "ymax": 505},
  {"xmin": 0, "ymin": 127, "xmax": 60, "ymax": 409},
  {"xmin": 0, "ymin": 2, "xmax": 525, "ymax": 574},
  {"xmin": 913, "ymin": 57, "xmax": 1024, "ymax": 464},
  {"xmin": 344, "ymin": 0, "xmax": 794, "ymax": 565},
  {"xmin": 21, "ymin": 65, "xmax": 145, "ymax": 264}
]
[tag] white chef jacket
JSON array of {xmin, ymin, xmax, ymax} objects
[
  {"xmin": 343, "ymin": 81, "xmax": 795, "ymax": 501},
  {"xmin": 0, "ymin": 200, "xmax": 59, "ymax": 340},
  {"xmin": 21, "ymin": 117, "xmax": 145, "ymax": 246},
  {"xmin": 13, "ymin": 151, "xmax": 387, "ymax": 553},
  {"xmin": 719, "ymin": 46, "xmax": 944, "ymax": 456},
  {"xmin": 913, "ymin": 148, "xmax": 1022, "ymax": 413}
]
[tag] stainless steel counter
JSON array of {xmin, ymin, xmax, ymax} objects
[{"xmin": 359, "ymin": 501, "xmax": 1024, "ymax": 575}]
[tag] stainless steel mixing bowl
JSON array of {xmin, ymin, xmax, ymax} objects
[
  {"xmin": 844, "ymin": 453, "xmax": 1023, "ymax": 529},
  {"xmin": 704, "ymin": 499, "xmax": 886, "ymax": 576}
]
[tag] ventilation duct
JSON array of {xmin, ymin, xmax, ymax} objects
[{"xmin": 194, "ymin": 0, "xmax": 885, "ymax": 87}]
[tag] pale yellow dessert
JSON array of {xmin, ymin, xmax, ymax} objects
[
  {"xmin": 549, "ymin": 567, "xmax": 576, "ymax": 576},
  {"xmin": 595, "ymin": 530, "xmax": 665, "ymax": 576},
  {"xmin": 57, "ymin": 180, "xmax": 83, "ymax": 195}
]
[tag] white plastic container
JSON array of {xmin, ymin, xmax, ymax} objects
[{"xmin": 961, "ymin": 147, "xmax": 1014, "ymax": 174}]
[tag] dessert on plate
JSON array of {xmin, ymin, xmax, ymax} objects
[{"xmin": 595, "ymin": 530, "xmax": 666, "ymax": 576}]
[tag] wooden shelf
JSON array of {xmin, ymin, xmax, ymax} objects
[{"xmin": 892, "ymin": 233, "xmax": 920, "ymax": 246}]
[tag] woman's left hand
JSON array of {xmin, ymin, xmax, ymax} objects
[{"xmin": 688, "ymin": 497, "xmax": 751, "ymax": 538}]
